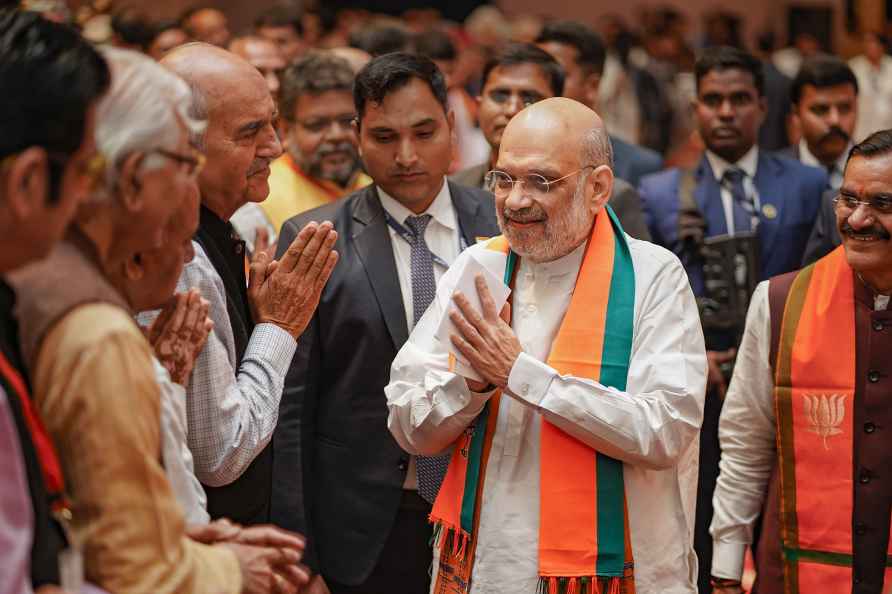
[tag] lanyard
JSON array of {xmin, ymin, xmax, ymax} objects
[
  {"xmin": 383, "ymin": 211, "xmax": 468, "ymax": 268},
  {"xmin": 0, "ymin": 351, "xmax": 69, "ymax": 516}
]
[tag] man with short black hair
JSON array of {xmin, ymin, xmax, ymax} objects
[
  {"xmin": 0, "ymin": 10, "xmax": 109, "ymax": 590},
  {"xmin": 271, "ymin": 52, "xmax": 499, "ymax": 594},
  {"xmin": 785, "ymin": 55, "xmax": 859, "ymax": 190},
  {"xmin": 639, "ymin": 45, "xmax": 827, "ymax": 594},
  {"xmin": 711, "ymin": 128, "xmax": 892, "ymax": 594},
  {"xmin": 536, "ymin": 20, "xmax": 666, "ymax": 186}
]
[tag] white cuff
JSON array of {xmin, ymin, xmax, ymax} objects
[
  {"xmin": 506, "ymin": 352, "xmax": 556, "ymax": 407},
  {"xmin": 711, "ymin": 541, "xmax": 746, "ymax": 580},
  {"xmin": 249, "ymin": 323, "xmax": 298, "ymax": 370}
]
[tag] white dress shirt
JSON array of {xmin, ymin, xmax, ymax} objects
[
  {"xmin": 705, "ymin": 146, "xmax": 761, "ymax": 235},
  {"xmin": 379, "ymin": 178, "xmax": 463, "ymax": 490},
  {"xmin": 798, "ymin": 139, "xmax": 849, "ymax": 191},
  {"xmin": 139, "ymin": 242, "xmax": 297, "ymax": 487},
  {"xmin": 386, "ymin": 233, "xmax": 707, "ymax": 593},
  {"xmin": 378, "ymin": 178, "xmax": 461, "ymax": 332},
  {"xmin": 710, "ymin": 281, "xmax": 890, "ymax": 580},
  {"xmin": 152, "ymin": 357, "xmax": 210, "ymax": 524}
]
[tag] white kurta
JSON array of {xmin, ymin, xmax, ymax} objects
[{"xmin": 385, "ymin": 232, "xmax": 708, "ymax": 594}]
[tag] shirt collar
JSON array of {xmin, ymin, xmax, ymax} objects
[
  {"xmin": 798, "ymin": 138, "xmax": 851, "ymax": 174},
  {"xmin": 377, "ymin": 178, "xmax": 456, "ymax": 231},
  {"xmin": 706, "ymin": 145, "xmax": 759, "ymax": 182}
]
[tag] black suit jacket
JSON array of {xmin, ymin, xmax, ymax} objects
[
  {"xmin": 802, "ymin": 188, "xmax": 840, "ymax": 265},
  {"xmin": 270, "ymin": 182, "xmax": 499, "ymax": 585}
]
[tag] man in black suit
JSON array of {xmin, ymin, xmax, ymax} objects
[
  {"xmin": 535, "ymin": 21, "xmax": 664, "ymax": 188},
  {"xmin": 271, "ymin": 53, "xmax": 500, "ymax": 594}
]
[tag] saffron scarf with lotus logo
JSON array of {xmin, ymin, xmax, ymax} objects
[
  {"xmin": 773, "ymin": 246, "xmax": 892, "ymax": 591},
  {"xmin": 429, "ymin": 206, "xmax": 635, "ymax": 594}
]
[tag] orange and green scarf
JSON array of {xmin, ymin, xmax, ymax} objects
[
  {"xmin": 430, "ymin": 206, "xmax": 636, "ymax": 594},
  {"xmin": 773, "ymin": 246, "xmax": 892, "ymax": 591}
]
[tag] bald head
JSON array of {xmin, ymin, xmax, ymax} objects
[
  {"xmin": 182, "ymin": 8, "xmax": 230, "ymax": 47},
  {"xmin": 162, "ymin": 43, "xmax": 268, "ymax": 121},
  {"xmin": 160, "ymin": 43, "xmax": 282, "ymax": 220},
  {"xmin": 494, "ymin": 97, "xmax": 614, "ymax": 263},
  {"xmin": 500, "ymin": 97, "xmax": 612, "ymax": 170}
]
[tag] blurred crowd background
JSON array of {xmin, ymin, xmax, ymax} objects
[{"xmin": 18, "ymin": 0, "xmax": 892, "ymax": 170}]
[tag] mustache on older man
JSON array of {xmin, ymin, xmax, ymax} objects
[
  {"xmin": 839, "ymin": 220, "xmax": 891, "ymax": 240},
  {"xmin": 502, "ymin": 204, "xmax": 548, "ymax": 223},
  {"xmin": 246, "ymin": 158, "xmax": 272, "ymax": 176}
]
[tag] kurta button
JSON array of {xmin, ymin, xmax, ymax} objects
[
  {"xmin": 859, "ymin": 469, "xmax": 872, "ymax": 484},
  {"xmin": 397, "ymin": 458, "xmax": 408, "ymax": 471},
  {"xmin": 855, "ymin": 522, "xmax": 867, "ymax": 535},
  {"xmin": 234, "ymin": 243, "xmax": 244, "ymax": 255},
  {"xmin": 873, "ymin": 320, "xmax": 885, "ymax": 331},
  {"xmin": 868, "ymin": 370, "xmax": 881, "ymax": 383},
  {"xmin": 521, "ymin": 383, "xmax": 530, "ymax": 395},
  {"xmin": 864, "ymin": 422, "xmax": 876, "ymax": 434}
]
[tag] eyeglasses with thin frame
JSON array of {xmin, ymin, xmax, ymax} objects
[
  {"xmin": 151, "ymin": 147, "xmax": 206, "ymax": 178},
  {"xmin": 833, "ymin": 194, "xmax": 892, "ymax": 216},
  {"xmin": 485, "ymin": 166, "xmax": 596, "ymax": 197}
]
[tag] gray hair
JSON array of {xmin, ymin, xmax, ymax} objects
[
  {"xmin": 581, "ymin": 126, "xmax": 613, "ymax": 170},
  {"xmin": 94, "ymin": 47, "xmax": 206, "ymax": 197}
]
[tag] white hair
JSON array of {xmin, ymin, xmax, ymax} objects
[{"xmin": 94, "ymin": 47, "xmax": 206, "ymax": 197}]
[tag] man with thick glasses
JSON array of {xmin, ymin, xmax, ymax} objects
[
  {"xmin": 638, "ymin": 48, "xmax": 828, "ymax": 592},
  {"xmin": 233, "ymin": 52, "xmax": 372, "ymax": 253},
  {"xmin": 453, "ymin": 42, "xmax": 652, "ymax": 240},
  {"xmin": 387, "ymin": 96, "xmax": 706, "ymax": 593},
  {"xmin": 710, "ymin": 129, "xmax": 892, "ymax": 594}
]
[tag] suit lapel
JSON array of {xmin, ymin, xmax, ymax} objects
[
  {"xmin": 753, "ymin": 152, "xmax": 784, "ymax": 258},
  {"xmin": 449, "ymin": 182, "xmax": 490, "ymax": 248},
  {"xmin": 351, "ymin": 187, "xmax": 410, "ymax": 349},
  {"xmin": 694, "ymin": 156, "xmax": 729, "ymax": 236}
]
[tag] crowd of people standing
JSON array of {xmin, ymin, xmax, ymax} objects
[{"xmin": 2, "ymin": 2, "xmax": 892, "ymax": 594}]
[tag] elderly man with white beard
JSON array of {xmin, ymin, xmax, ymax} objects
[{"xmin": 385, "ymin": 97, "xmax": 707, "ymax": 594}]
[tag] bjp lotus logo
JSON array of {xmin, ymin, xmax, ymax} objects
[{"xmin": 804, "ymin": 394, "xmax": 846, "ymax": 450}]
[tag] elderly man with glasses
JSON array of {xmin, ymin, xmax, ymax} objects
[
  {"xmin": 386, "ymin": 96, "xmax": 707, "ymax": 594},
  {"xmin": 9, "ymin": 47, "xmax": 310, "ymax": 594},
  {"xmin": 710, "ymin": 129, "xmax": 892, "ymax": 594}
]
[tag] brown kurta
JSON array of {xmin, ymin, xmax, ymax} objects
[
  {"xmin": 9, "ymin": 234, "xmax": 242, "ymax": 594},
  {"xmin": 758, "ymin": 272, "xmax": 892, "ymax": 594}
]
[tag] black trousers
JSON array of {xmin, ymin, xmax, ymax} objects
[
  {"xmin": 695, "ymin": 386, "xmax": 724, "ymax": 594},
  {"xmin": 328, "ymin": 490, "xmax": 433, "ymax": 594}
]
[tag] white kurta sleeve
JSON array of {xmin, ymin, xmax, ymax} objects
[
  {"xmin": 709, "ymin": 281, "xmax": 777, "ymax": 580},
  {"xmin": 505, "ymin": 254, "xmax": 707, "ymax": 471},
  {"xmin": 386, "ymin": 249, "xmax": 495, "ymax": 456}
]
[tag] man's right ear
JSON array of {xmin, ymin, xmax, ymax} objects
[{"xmin": 3, "ymin": 147, "xmax": 50, "ymax": 222}]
